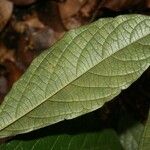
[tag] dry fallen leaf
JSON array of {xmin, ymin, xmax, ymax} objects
[
  {"xmin": 103, "ymin": 0, "xmax": 143, "ymax": 11},
  {"xmin": 58, "ymin": 0, "xmax": 87, "ymax": 19},
  {"xmin": 147, "ymin": 0, "xmax": 150, "ymax": 8},
  {"xmin": 10, "ymin": 0, "xmax": 36, "ymax": 6},
  {"xmin": 12, "ymin": 13, "xmax": 45, "ymax": 33},
  {"xmin": 3, "ymin": 60, "xmax": 23, "ymax": 89},
  {"xmin": 0, "ymin": 0, "xmax": 13, "ymax": 32},
  {"xmin": 58, "ymin": 0, "xmax": 98, "ymax": 29},
  {"xmin": 0, "ymin": 43, "xmax": 15, "ymax": 63}
]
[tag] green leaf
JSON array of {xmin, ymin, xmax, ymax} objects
[
  {"xmin": 0, "ymin": 14, "xmax": 150, "ymax": 138},
  {"xmin": 0, "ymin": 110, "xmax": 123, "ymax": 150},
  {"xmin": 0, "ymin": 129, "xmax": 123, "ymax": 150},
  {"xmin": 119, "ymin": 122, "xmax": 144, "ymax": 150},
  {"xmin": 114, "ymin": 76, "xmax": 149, "ymax": 150},
  {"xmin": 117, "ymin": 109, "xmax": 145, "ymax": 150},
  {"xmin": 139, "ymin": 109, "xmax": 150, "ymax": 150}
]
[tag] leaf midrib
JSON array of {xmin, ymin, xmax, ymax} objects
[{"xmin": 1, "ymin": 27, "xmax": 150, "ymax": 135}]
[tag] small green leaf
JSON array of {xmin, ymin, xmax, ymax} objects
[
  {"xmin": 139, "ymin": 109, "xmax": 150, "ymax": 150},
  {"xmin": 119, "ymin": 123, "xmax": 144, "ymax": 150},
  {"xmin": 0, "ymin": 14, "xmax": 150, "ymax": 138},
  {"xmin": 0, "ymin": 129, "xmax": 123, "ymax": 150}
]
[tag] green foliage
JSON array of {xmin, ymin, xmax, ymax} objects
[
  {"xmin": 139, "ymin": 110, "xmax": 150, "ymax": 150},
  {"xmin": 0, "ymin": 130, "xmax": 123, "ymax": 150},
  {"xmin": 0, "ymin": 14, "xmax": 150, "ymax": 149},
  {"xmin": 0, "ymin": 89, "xmax": 147, "ymax": 150}
]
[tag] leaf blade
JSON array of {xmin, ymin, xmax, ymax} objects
[
  {"xmin": 0, "ymin": 129, "xmax": 124, "ymax": 150},
  {"xmin": 0, "ymin": 14, "xmax": 150, "ymax": 138},
  {"xmin": 139, "ymin": 109, "xmax": 150, "ymax": 150}
]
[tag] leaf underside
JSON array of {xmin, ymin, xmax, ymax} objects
[
  {"xmin": 139, "ymin": 109, "xmax": 150, "ymax": 150},
  {"xmin": 0, "ymin": 14, "xmax": 150, "ymax": 138},
  {"xmin": 0, "ymin": 129, "xmax": 123, "ymax": 150}
]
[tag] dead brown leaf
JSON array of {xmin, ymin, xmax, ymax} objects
[
  {"xmin": 103, "ymin": 0, "xmax": 145, "ymax": 11},
  {"xmin": 0, "ymin": 43, "xmax": 15, "ymax": 63},
  {"xmin": 0, "ymin": 0, "xmax": 13, "ymax": 32},
  {"xmin": 10, "ymin": 0, "xmax": 36, "ymax": 6}
]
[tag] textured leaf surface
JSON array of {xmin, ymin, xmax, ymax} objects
[
  {"xmin": 119, "ymin": 112, "xmax": 150, "ymax": 150},
  {"xmin": 0, "ymin": 14, "xmax": 150, "ymax": 138},
  {"xmin": 119, "ymin": 122, "xmax": 144, "ymax": 150},
  {"xmin": 0, "ymin": 129, "xmax": 123, "ymax": 150},
  {"xmin": 139, "ymin": 109, "xmax": 150, "ymax": 150}
]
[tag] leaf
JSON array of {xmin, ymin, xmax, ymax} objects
[
  {"xmin": 0, "ymin": 129, "xmax": 123, "ymax": 150},
  {"xmin": 139, "ymin": 109, "xmax": 150, "ymax": 150},
  {"xmin": 0, "ymin": 109, "xmax": 123, "ymax": 150},
  {"xmin": 0, "ymin": 14, "xmax": 150, "ymax": 138},
  {"xmin": 117, "ymin": 109, "xmax": 145, "ymax": 150},
  {"xmin": 115, "ymin": 76, "xmax": 149, "ymax": 150},
  {"xmin": 119, "ymin": 122, "xmax": 144, "ymax": 150}
]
